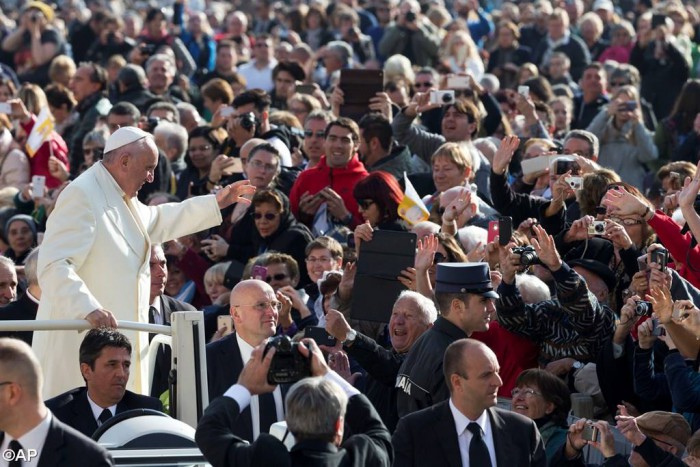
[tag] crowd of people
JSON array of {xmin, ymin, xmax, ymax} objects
[{"xmin": 0, "ymin": 0, "xmax": 700, "ymax": 465}]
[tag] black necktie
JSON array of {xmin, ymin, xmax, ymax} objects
[
  {"xmin": 98, "ymin": 408, "xmax": 112, "ymax": 426},
  {"xmin": 149, "ymin": 306, "xmax": 158, "ymax": 324},
  {"xmin": 467, "ymin": 422, "xmax": 492, "ymax": 467},
  {"xmin": 259, "ymin": 392, "xmax": 278, "ymax": 435},
  {"xmin": 8, "ymin": 440, "xmax": 22, "ymax": 467}
]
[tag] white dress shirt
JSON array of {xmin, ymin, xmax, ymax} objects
[
  {"xmin": 234, "ymin": 334, "xmax": 284, "ymax": 440},
  {"xmin": 87, "ymin": 393, "xmax": 117, "ymax": 425},
  {"xmin": 0, "ymin": 411, "xmax": 52, "ymax": 467},
  {"xmin": 449, "ymin": 399, "xmax": 497, "ymax": 467}
]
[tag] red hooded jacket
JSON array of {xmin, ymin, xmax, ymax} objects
[{"xmin": 20, "ymin": 115, "xmax": 69, "ymax": 189}]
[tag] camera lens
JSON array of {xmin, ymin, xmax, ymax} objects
[
  {"xmin": 595, "ymin": 223, "xmax": 605, "ymax": 233},
  {"xmin": 278, "ymin": 337, "xmax": 292, "ymax": 352},
  {"xmin": 442, "ymin": 93, "xmax": 452, "ymax": 103},
  {"xmin": 635, "ymin": 301, "xmax": 652, "ymax": 317}
]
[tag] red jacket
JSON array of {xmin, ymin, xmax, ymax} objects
[
  {"xmin": 289, "ymin": 155, "xmax": 369, "ymax": 228},
  {"xmin": 20, "ymin": 116, "xmax": 69, "ymax": 189},
  {"xmin": 648, "ymin": 210, "xmax": 700, "ymax": 289}
]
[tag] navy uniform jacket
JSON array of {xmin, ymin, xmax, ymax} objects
[{"xmin": 395, "ymin": 317, "xmax": 467, "ymax": 418}]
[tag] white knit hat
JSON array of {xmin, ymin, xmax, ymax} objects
[{"xmin": 104, "ymin": 127, "xmax": 151, "ymax": 154}]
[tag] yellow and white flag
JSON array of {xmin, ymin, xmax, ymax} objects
[
  {"xmin": 25, "ymin": 107, "xmax": 54, "ymax": 158},
  {"xmin": 398, "ymin": 172, "xmax": 429, "ymax": 225}
]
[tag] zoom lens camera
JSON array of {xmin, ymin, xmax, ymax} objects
[
  {"xmin": 512, "ymin": 245, "xmax": 540, "ymax": 267},
  {"xmin": 264, "ymin": 335, "xmax": 312, "ymax": 385},
  {"xmin": 634, "ymin": 300, "xmax": 653, "ymax": 317}
]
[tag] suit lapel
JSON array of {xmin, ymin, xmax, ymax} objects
[
  {"xmin": 38, "ymin": 418, "xmax": 67, "ymax": 467},
  {"xmin": 160, "ymin": 296, "xmax": 172, "ymax": 325},
  {"xmin": 436, "ymin": 401, "xmax": 462, "ymax": 467},
  {"xmin": 74, "ymin": 389, "xmax": 99, "ymax": 437},
  {"xmin": 489, "ymin": 407, "xmax": 513, "ymax": 466}
]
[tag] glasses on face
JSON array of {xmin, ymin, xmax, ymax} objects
[
  {"xmin": 234, "ymin": 301, "xmax": 282, "ymax": 312},
  {"xmin": 607, "ymin": 216, "xmax": 644, "ymax": 226},
  {"xmin": 265, "ymin": 273, "xmax": 288, "ymax": 283},
  {"xmin": 254, "ymin": 212, "xmax": 278, "ymax": 221},
  {"xmin": 433, "ymin": 252, "xmax": 446, "ymax": 265},
  {"xmin": 356, "ymin": 199, "xmax": 375, "ymax": 210},
  {"xmin": 415, "ymin": 82, "xmax": 434, "ymax": 89},
  {"xmin": 249, "ymin": 159, "xmax": 277, "ymax": 172},
  {"xmin": 304, "ymin": 129, "xmax": 325, "ymax": 138},
  {"xmin": 189, "ymin": 145, "xmax": 212, "ymax": 152},
  {"xmin": 511, "ymin": 387, "xmax": 543, "ymax": 398},
  {"xmin": 306, "ymin": 256, "xmax": 333, "ymax": 264}
]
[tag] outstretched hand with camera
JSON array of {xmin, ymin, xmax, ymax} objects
[
  {"xmin": 404, "ymin": 92, "xmax": 441, "ymax": 118},
  {"xmin": 614, "ymin": 296, "xmax": 641, "ymax": 345},
  {"xmin": 673, "ymin": 301, "xmax": 700, "ymax": 337},
  {"xmin": 497, "ymin": 238, "xmax": 521, "ymax": 285},
  {"xmin": 297, "ymin": 338, "xmax": 330, "ymax": 377},
  {"xmin": 238, "ymin": 342, "xmax": 277, "ymax": 395},
  {"xmin": 530, "ymin": 224, "xmax": 562, "ymax": 272},
  {"xmin": 648, "ymin": 283, "xmax": 673, "ymax": 325}
]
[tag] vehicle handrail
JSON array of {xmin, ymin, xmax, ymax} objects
[{"xmin": 0, "ymin": 320, "xmax": 172, "ymax": 335}]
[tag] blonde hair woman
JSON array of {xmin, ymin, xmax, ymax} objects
[{"xmin": 440, "ymin": 30, "xmax": 484, "ymax": 81}]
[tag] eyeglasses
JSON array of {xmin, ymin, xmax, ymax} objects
[
  {"xmin": 356, "ymin": 199, "xmax": 375, "ymax": 210},
  {"xmin": 304, "ymin": 130, "xmax": 326, "ymax": 138},
  {"xmin": 265, "ymin": 273, "xmax": 288, "ymax": 283},
  {"xmin": 249, "ymin": 159, "xmax": 278, "ymax": 172},
  {"xmin": 189, "ymin": 145, "xmax": 212, "ymax": 152},
  {"xmin": 254, "ymin": 212, "xmax": 278, "ymax": 220},
  {"xmin": 607, "ymin": 216, "xmax": 644, "ymax": 226},
  {"xmin": 233, "ymin": 301, "xmax": 282, "ymax": 312},
  {"xmin": 511, "ymin": 387, "xmax": 543, "ymax": 398},
  {"xmin": 433, "ymin": 252, "xmax": 446, "ymax": 265},
  {"xmin": 306, "ymin": 256, "xmax": 333, "ymax": 264},
  {"xmin": 415, "ymin": 82, "xmax": 434, "ymax": 88}
]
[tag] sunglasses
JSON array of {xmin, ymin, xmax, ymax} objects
[
  {"xmin": 265, "ymin": 273, "xmax": 288, "ymax": 282},
  {"xmin": 304, "ymin": 130, "xmax": 325, "ymax": 138},
  {"xmin": 356, "ymin": 199, "xmax": 375, "ymax": 210},
  {"xmin": 254, "ymin": 212, "xmax": 277, "ymax": 220},
  {"xmin": 415, "ymin": 82, "xmax": 434, "ymax": 88}
]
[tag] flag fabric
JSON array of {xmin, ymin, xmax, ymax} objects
[
  {"xmin": 25, "ymin": 108, "xmax": 54, "ymax": 158},
  {"xmin": 398, "ymin": 172, "xmax": 430, "ymax": 225}
]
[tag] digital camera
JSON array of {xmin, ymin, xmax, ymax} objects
[
  {"xmin": 587, "ymin": 221, "xmax": 606, "ymax": 236},
  {"xmin": 635, "ymin": 300, "xmax": 653, "ymax": 317},
  {"xmin": 429, "ymin": 90, "xmax": 455, "ymax": 105},
  {"xmin": 566, "ymin": 176, "xmax": 583, "ymax": 190},
  {"xmin": 512, "ymin": 245, "xmax": 540, "ymax": 267},
  {"xmin": 239, "ymin": 112, "xmax": 257, "ymax": 131},
  {"xmin": 264, "ymin": 336, "xmax": 312, "ymax": 385}
]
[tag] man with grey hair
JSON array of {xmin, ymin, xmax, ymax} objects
[
  {"xmin": 195, "ymin": 338, "xmax": 392, "ymax": 466},
  {"xmin": 0, "ymin": 338, "xmax": 114, "ymax": 466},
  {"xmin": 0, "ymin": 255, "xmax": 16, "ymax": 307},
  {"xmin": 320, "ymin": 41, "xmax": 353, "ymax": 90},
  {"xmin": 34, "ymin": 126, "xmax": 256, "ymax": 398},
  {"xmin": 145, "ymin": 54, "xmax": 189, "ymax": 104},
  {"xmin": 176, "ymin": 102, "xmax": 203, "ymax": 133},
  {"xmin": 0, "ymin": 249, "xmax": 36, "ymax": 344},
  {"xmin": 153, "ymin": 120, "xmax": 188, "ymax": 176},
  {"xmin": 325, "ymin": 290, "xmax": 437, "ymax": 430},
  {"xmin": 115, "ymin": 64, "xmax": 156, "ymax": 114}
]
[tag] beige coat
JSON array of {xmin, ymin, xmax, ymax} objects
[{"xmin": 34, "ymin": 162, "xmax": 222, "ymax": 399}]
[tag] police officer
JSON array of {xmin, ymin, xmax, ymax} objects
[{"xmin": 395, "ymin": 263, "xmax": 498, "ymax": 417}]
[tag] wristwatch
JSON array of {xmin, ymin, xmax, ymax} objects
[
  {"xmin": 343, "ymin": 329, "xmax": 357, "ymax": 346},
  {"xmin": 572, "ymin": 360, "xmax": 584, "ymax": 370}
]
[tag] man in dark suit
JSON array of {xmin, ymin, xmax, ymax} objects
[
  {"xmin": 0, "ymin": 247, "xmax": 39, "ymax": 345},
  {"xmin": 45, "ymin": 328, "xmax": 163, "ymax": 438},
  {"xmin": 393, "ymin": 339, "xmax": 546, "ymax": 466},
  {"xmin": 148, "ymin": 244, "xmax": 196, "ymax": 398},
  {"xmin": 206, "ymin": 279, "xmax": 287, "ymax": 443},
  {"xmin": 195, "ymin": 338, "xmax": 392, "ymax": 467},
  {"xmin": 0, "ymin": 338, "xmax": 113, "ymax": 466}
]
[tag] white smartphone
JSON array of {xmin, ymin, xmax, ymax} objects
[
  {"xmin": 0, "ymin": 102, "xmax": 11, "ymax": 114},
  {"xmin": 446, "ymin": 75, "xmax": 471, "ymax": 89},
  {"xmin": 518, "ymin": 85, "xmax": 530, "ymax": 98},
  {"xmin": 220, "ymin": 106, "xmax": 235, "ymax": 118},
  {"xmin": 32, "ymin": 175, "xmax": 46, "ymax": 198},
  {"xmin": 217, "ymin": 315, "xmax": 234, "ymax": 336},
  {"xmin": 521, "ymin": 156, "xmax": 552, "ymax": 176}
]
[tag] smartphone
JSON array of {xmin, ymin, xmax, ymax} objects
[
  {"xmin": 521, "ymin": 156, "xmax": 552, "ymax": 176},
  {"xmin": 0, "ymin": 102, "xmax": 11, "ymax": 114},
  {"xmin": 220, "ymin": 106, "xmax": 235, "ymax": 118},
  {"xmin": 487, "ymin": 220, "xmax": 499, "ymax": 244},
  {"xmin": 447, "ymin": 75, "xmax": 471, "ymax": 89},
  {"xmin": 517, "ymin": 85, "xmax": 530, "ymax": 98},
  {"xmin": 217, "ymin": 315, "xmax": 234, "ymax": 336},
  {"xmin": 581, "ymin": 424, "xmax": 599, "ymax": 443},
  {"xmin": 304, "ymin": 326, "xmax": 338, "ymax": 347},
  {"xmin": 498, "ymin": 216, "xmax": 513, "ymax": 246},
  {"xmin": 650, "ymin": 248, "xmax": 668, "ymax": 271},
  {"xmin": 252, "ymin": 265, "xmax": 268, "ymax": 281},
  {"xmin": 32, "ymin": 175, "xmax": 46, "ymax": 198},
  {"xmin": 651, "ymin": 13, "xmax": 668, "ymax": 29},
  {"xmin": 295, "ymin": 84, "xmax": 316, "ymax": 95},
  {"xmin": 672, "ymin": 305, "xmax": 691, "ymax": 321},
  {"xmin": 553, "ymin": 156, "xmax": 580, "ymax": 175},
  {"xmin": 637, "ymin": 254, "xmax": 648, "ymax": 272},
  {"xmin": 651, "ymin": 317, "xmax": 666, "ymax": 337},
  {"xmin": 618, "ymin": 100, "xmax": 638, "ymax": 112}
]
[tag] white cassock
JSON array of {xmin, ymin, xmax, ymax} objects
[{"xmin": 34, "ymin": 161, "xmax": 222, "ymax": 399}]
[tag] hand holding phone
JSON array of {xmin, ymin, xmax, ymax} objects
[{"xmin": 32, "ymin": 175, "xmax": 46, "ymax": 198}]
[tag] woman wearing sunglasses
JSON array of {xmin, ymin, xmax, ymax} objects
[{"xmin": 250, "ymin": 189, "xmax": 314, "ymax": 287}]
